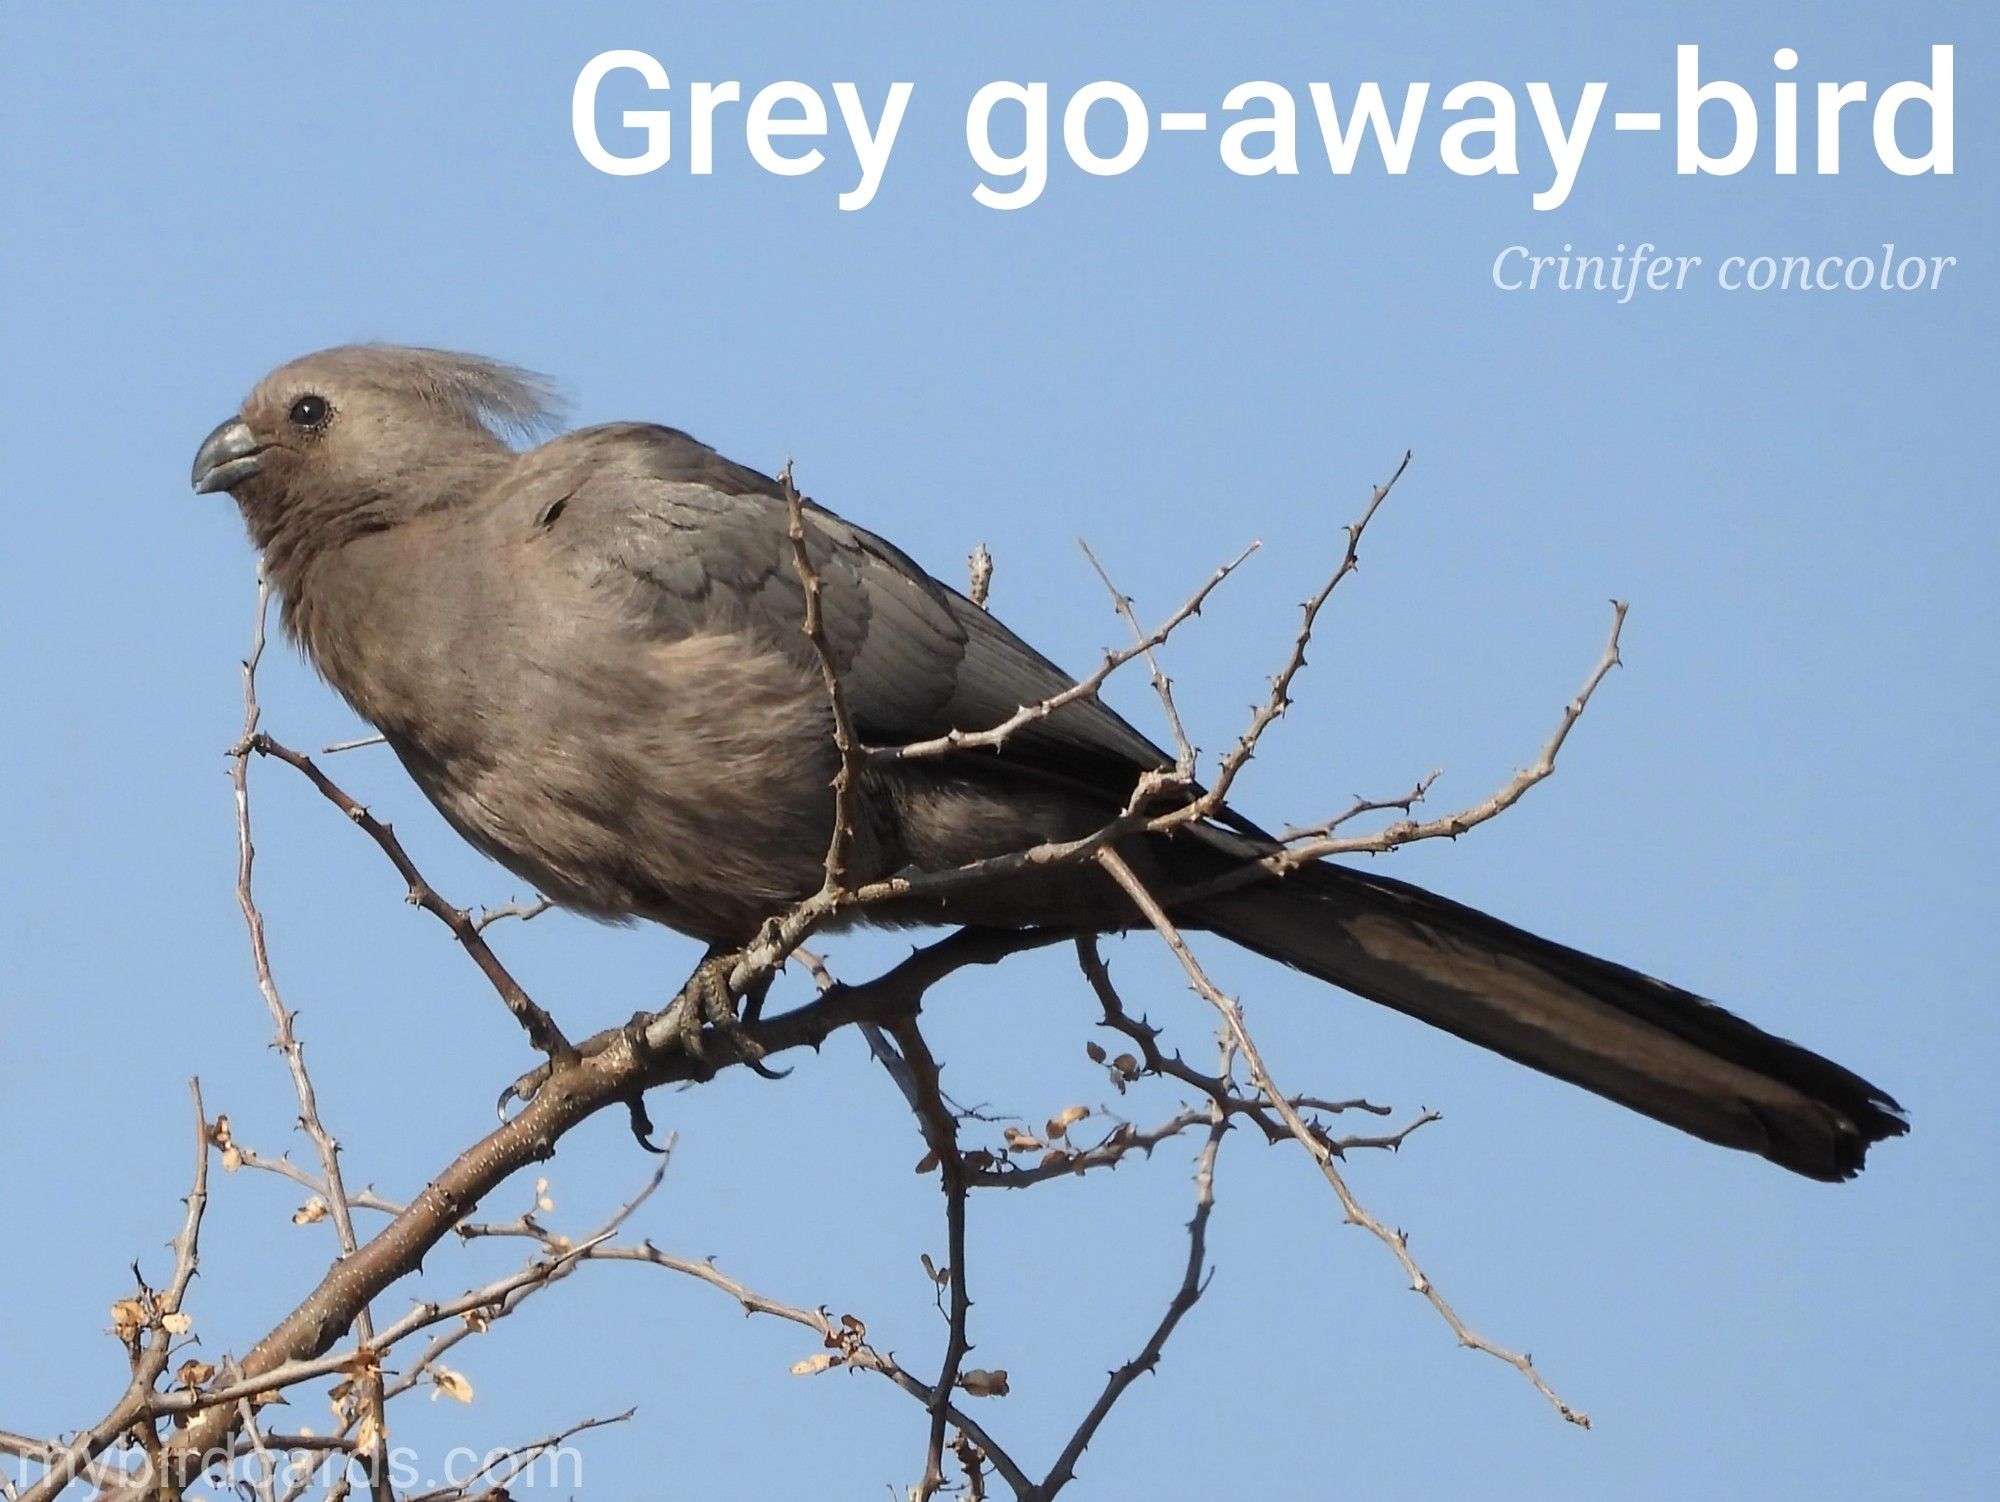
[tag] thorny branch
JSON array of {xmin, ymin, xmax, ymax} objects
[
  {"xmin": 886, "ymin": 1018, "xmax": 977, "ymax": 1502},
  {"xmin": 1080, "ymin": 540, "xmax": 1199, "ymax": 776},
  {"xmin": 782, "ymin": 461, "xmax": 870, "ymax": 895},
  {"xmin": 242, "ymin": 725, "xmax": 574, "ymax": 1063},
  {"xmin": 22, "ymin": 1083, "xmax": 210, "ymax": 1500},
  {"xmin": 13, "ymin": 451, "xmax": 1637, "ymax": 1502},
  {"xmin": 878, "ymin": 542, "xmax": 1260, "ymax": 768},
  {"xmin": 1201, "ymin": 448, "xmax": 1410, "ymax": 812},
  {"xmin": 1034, "ymin": 1071, "xmax": 1229, "ymax": 1501},
  {"xmin": 1094, "ymin": 846, "xmax": 1589, "ymax": 1427},
  {"xmin": 225, "ymin": 582, "xmax": 392, "ymax": 1497}
]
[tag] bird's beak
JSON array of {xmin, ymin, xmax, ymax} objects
[{"xmin": 191, "ymin": 417, "xmax": 265, "ymax": 494}]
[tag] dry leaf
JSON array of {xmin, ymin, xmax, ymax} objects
[
  {"xmin": 354, "ymin": 1410, "xmax": 384, "ymax": 1453},
  {"xmin": 791, "ymin": 1352, "xmax": 837, "ymax": 1377},
  {"xmin": 1046, "ymin": 1106, "xmax": 1090, "ymax": 1139},
  {"xmin": 160, "ymin": 1311, "xmax": 192, "ymax": 1335},
  {"xmin": 1039, "ymin": 1148, "xmax": 1069, "ymax": 1169},
  {"xmin": 431, "ymin": 1367, "xmax": 475, "ymax": 1404},
  {"xmin": 920, "ymin": 1253, "xmax": 950, "ymax": 1286},
  {"xmin": 221, "ymin": 1145, "xmax": 243, "ymax": 1173},
  {"xmin": 1085, "ymin": 1041, "xmax": 1107, "ymax": 1064},
  {"xmin": 109, "ymin": 1298, "xmax": 147, "ymax": 1342},
  {"xmin": 913, "ymin": 1149, "xmax": 940, "ymax": 1175},
  {"xmin": 292, "ymin": 1196, "xmax": 329, "ymax": 1226},
  {"xmin": 463, "ymin": 1308, "xmax": 492, "ymax": 1334},
  {"xmin": 1001, "ymin": 1127, "xmax": 1043, "ymax": 1153},
  {"xmin": 174, "ymin": 1359, "xmax": 215, "ymax": 1389},
  {"xmin": 1111, "ymin": 1053, "xmax": 1141, "ymax": 1079},
  {"xmin": 959, "ymin": 1368, "xmax": 1011, "ymax": 1398}
]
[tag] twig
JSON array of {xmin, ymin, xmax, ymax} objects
[
  {"xmin": 1079, "ymin": 539, "xmax": 1201, "ymax": 777},
  {"xmin": 1275, "ymin": 771, "xmax": 1441, "ymax": 844},
  {"xmin": 889, "ymin": 1019, "xmax": 976, "ymax": 1502},
  {"xmin": 1076, "ymin": 939, "xmax": 1394, "ymax": 1147},
  {"xmin": 125, "ymin": 927, "xmax": 1064, "ymax": 1494},
  {"xmin": 1257, "ymin": 600, "xmax": 1627, "ymax": 874},
  {"xmin": 247, "ymin": 730, "xmax": 574, "ymax": 1062},
  {"xmin": 879, "ymin": 543, "xmax": 1258, "ymax": 766},
  {"xmin": 1094, "ymin": 846, "xmax": 1590, "ymax": 1428},
  {"xmin": 19, "ymin": 1082, "xmax": 210, "ymax": 1502},
  {"xmin": 224, "ymin": 579, "xmax": 393, "ymax": 1498},
  {"xmin": 586, "ymin": 1243, "xmax": 1032, "ymax": 1495},
  {"xmin": 472, "ymin": 896, "xmax": 554, "ymax": 932},
  {"xmin": 228, "ymin": 1143, "xmax": 404, "ymax": 1218},
  {"xmin": 1033, "ymin": 1084, "xmax": 1227, "ymax": 1499},
  {"xmin": 403, "ymin": 1410, "xmax": 635, "ymax": 1502},
  {"xmin": 781, "ymin": 461, "xmax": 869, "ymax": 894},
  {"xmin": 1199, "ymin": 451, "xmax": 1411, "ymax": 812}
]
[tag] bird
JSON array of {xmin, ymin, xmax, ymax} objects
[{"xmin": 189, "ymin": 344, "xmax": 1907, "ymax": 1182}]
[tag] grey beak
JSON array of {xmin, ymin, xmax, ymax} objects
[{"xmin": 191, "ymin": 418, "xmax": 265, "ymax": 494}]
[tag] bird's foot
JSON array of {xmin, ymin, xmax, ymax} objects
[
  {"xmin": 494, "ymin": 1022, "xmax": 625, "ymax": 1118},
  {"xmin": 494, "ymin": 952, "xmax": 788, "ymax": 1120},
  {"xmin": 674, "ymin": 952, "xmax": 789, "ymax": 1080}
]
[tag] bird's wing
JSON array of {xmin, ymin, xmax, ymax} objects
[{"xmin": 518, "ymin": 423, "xmax": 1173, "ymax": 797}]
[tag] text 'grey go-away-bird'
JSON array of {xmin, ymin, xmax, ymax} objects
[{"xmin": 189, "ymin": 345, "xmax": 1907, "ymax": 1182}]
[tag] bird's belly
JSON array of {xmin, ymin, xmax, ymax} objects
[{"xmin": 383, "ymin": 630, "xmax": 847, "ymax": 945}]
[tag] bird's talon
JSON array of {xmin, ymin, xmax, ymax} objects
[
  {"xmin": 498, "ymin": 1061, "xmax": 553, "ymax": 1119},
  {"xmin": 626, "ymin": 1093, "xmax": 667, "ymax": 1153}
]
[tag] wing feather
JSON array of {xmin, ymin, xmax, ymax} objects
[{"xmin": 517, "ymin": 424, "xmax": 1173, "ymax": 795}]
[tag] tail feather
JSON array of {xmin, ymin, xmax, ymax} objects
[{"xmin": 1186, "ymin": 856, "xmax": 1907, "ymax": 1181}]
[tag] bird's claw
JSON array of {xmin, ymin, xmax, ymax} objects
[
  {"xmin": 625, "ymin": 1092, "xmax": 667, "ymax": 1153},
  {"xmin": 497, "ymin": 1061, "xmax": 553, "ymax": 1120},
  {"xmin": 493, "ymin": 953, "xmax": 790, "ymax": 1123},
  {"xmin": 675, "ymin": 952, "xmax": 790, "ymax": 1080}
]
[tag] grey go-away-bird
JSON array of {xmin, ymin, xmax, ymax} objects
[{"xmin": 190, "ymin": 345, "xmax": 1906, "ymax": 1181}]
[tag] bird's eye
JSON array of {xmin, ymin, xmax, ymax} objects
[{"xmin": 288, "ymin": 394, "xmax": 330, "ymax": 428}]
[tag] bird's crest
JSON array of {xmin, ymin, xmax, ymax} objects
[{"xmin": 276, "ymin": 344, "xmax": 566, "ymax": 444}]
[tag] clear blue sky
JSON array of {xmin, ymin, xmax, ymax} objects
[{"xmin": 2, "ymin": 5, "xmax": 1993, "ymax": 1498}]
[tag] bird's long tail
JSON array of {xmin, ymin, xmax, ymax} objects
[{"xmin": 1181, "ymin": 853, "xmax": 1907, "ymax": 1180}]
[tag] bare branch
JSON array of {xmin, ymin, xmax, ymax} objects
[
  {"xmin": 48, "ymin": 451, "xmax": 1630, "ymax": 1500},
  {"xmin": 247, "ymin": 731, "xmax": 573, "ymax": 1062},
  {"xmin": 20, "ymin": 1081, "xmax": 210, "ymax": 1502},
  {"xmin": 879, "ymin": 543, "xmax": 1258, "ymax": 766},
  {"xmin": 782, "ymin": 461, "xmax": 870, "ymax": 895},
  {"xmin": 1034, "ymin": 1084, "xmax": 1226, "ymax": 1499},
  {"xmin": 472, "ymin": 895, "xmax": 554, "ymax": 932},
  {"xmin": 1275, "ymin": 770, "xmax": 1441, "ymax": 844},
  {"xmin": 1079, "ymin": 539, "xmax": 1200, "ymax": 776},
  {"xmin": 403, "ymin": 1410, "xmax": 635, "ymax": 1502},
  {"xmin": 1199, "ymin": 450, "xmax": 1412, "ymax": 811},
  {"xmin": 1264, "ymin": 599, "xmax": 1627, "ymax": 871},
  {"xmin": 1094, "ymin": 845, "xmax": 1590, "ymax": 1428},
  {"xmin": 888, "ymin": 1019, "xmax": 977, "ymax": 1502}
]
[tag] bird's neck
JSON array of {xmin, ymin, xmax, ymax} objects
[
  {"xmin": 257, "ymin": 439, "xmax": 509, "ymax": 597},
  {"xmin": 261, "ymin": 441, "xmax": 514, "ymax": 699}
]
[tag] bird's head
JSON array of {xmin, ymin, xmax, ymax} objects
[{"xmin": 190, "ymin": 344, "xmax": 562, "ymax": 562}]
